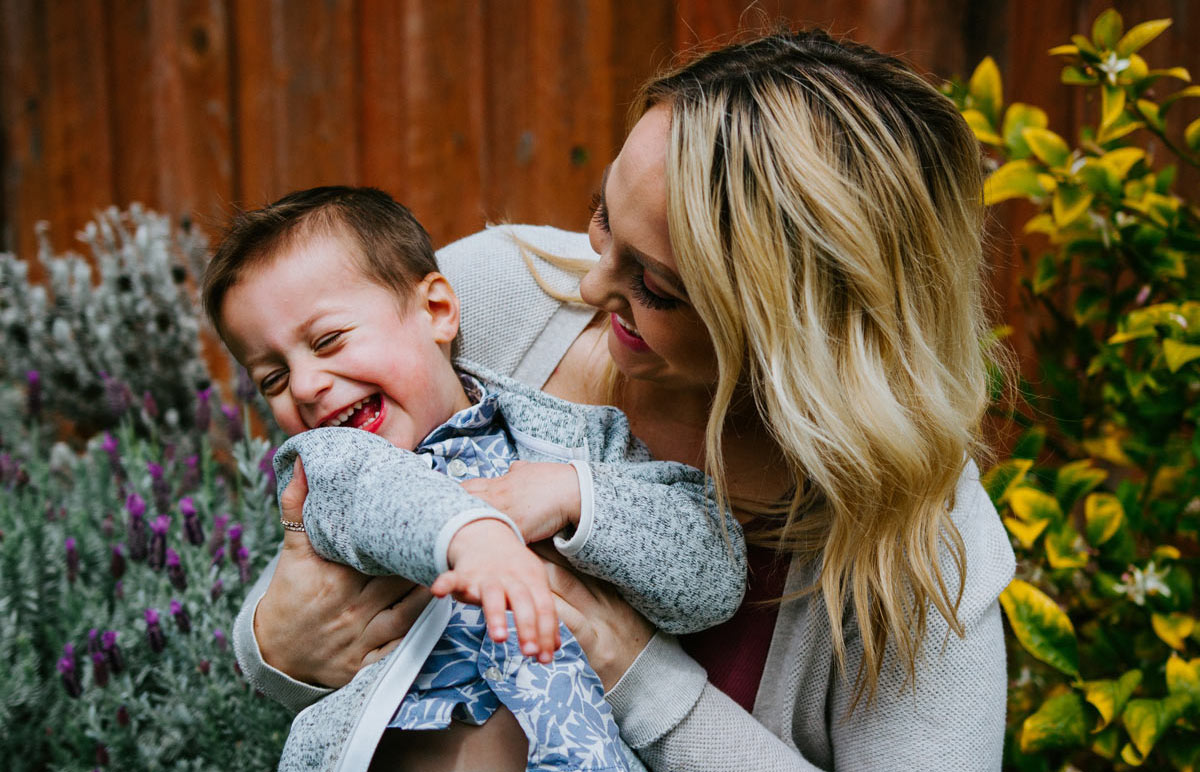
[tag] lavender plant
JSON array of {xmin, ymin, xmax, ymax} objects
[
  {"xmin": 0, "ymin": 385, "xmax": 290, "ymax": 770},
  {"xmin": 0, "ymin": 205, "xmax": 211, "ymax": 433}
]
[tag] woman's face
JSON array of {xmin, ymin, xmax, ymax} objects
[{"xmin": 580, "ymin": 104, "xmax": 719, "ymax": 393}]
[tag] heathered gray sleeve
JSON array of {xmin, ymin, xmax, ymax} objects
[{"xmin": 272, "ymin": 428, "xmax": 509, "ymax": 585}]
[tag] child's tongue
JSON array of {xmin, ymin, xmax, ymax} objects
[{"xmin": 344, "ymin": 394, "xmax": 382, "ymax": 429}]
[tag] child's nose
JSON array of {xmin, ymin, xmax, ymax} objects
[{"xmin": 288, "ymin": 363, "xmax": 332, "ymax": 407}]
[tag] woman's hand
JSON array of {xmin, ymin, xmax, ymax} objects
[
  {"xmin": 534, "ymin": 543, "xmax": 654, "ymax": 691},
  {"xmin": 254, "ymin": 459, "xmax": 433, "ymax": 688}
]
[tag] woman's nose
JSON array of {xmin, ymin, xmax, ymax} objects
[{"xmin": 579, "ymin": 244, "xmax": 626, "ymax": 313}]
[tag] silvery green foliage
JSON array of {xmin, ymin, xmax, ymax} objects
[
  {"xmin": 0, "ymin": 205, "xmax": 211, "ymax": 431},
  {"xmin": 0, "ymin": 407, "xmax": 289, "ymax": 769}
]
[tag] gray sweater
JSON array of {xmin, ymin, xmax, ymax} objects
[{"xmin": 234, "ymin": 224, "xmax": 1016, "ymax": 770}]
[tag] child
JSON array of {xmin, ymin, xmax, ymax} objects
[{"xmin": 203, "ymin": 187, "xmax": 746, "ymax": 772}]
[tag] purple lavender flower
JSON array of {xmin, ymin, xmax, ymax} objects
[
  {"xmin": 65, "ymin": 537, "xmax": 79, "ymax": 584},
  {"xmin": 142, "ymin": 390, "xmax": 159, "ymax": 420},
  {"xmin": 207, "ymin": 513, "xmax": 229, "ymax": 556},
  {"xmin": 110, "ymin": 544, "xmax": 126, "ymax": 579},
  {"xmin": 180, "ymin": 454, "xmax": 200, "ymax": 493},
  {"xmin": 180, "ymin": 497, "xmax": 204, "ymax": 546},
  {"xmin": 148, "ymin": 515, "xmax": 170, "ymax": 570},
  {"xmin": 144, "ymin": 608, "xmax": 166, "ymax": 653},
  {"xmin": 87, "ymin": 628, "xmax": 102, "ymax": 655},
  {"xmin": 228, "ymin": 523, "xmax": 243, "ymax": 555},
  {"xmin": 101, "ymin": 512, "xmax": 115, "ymax": 538},
  {"xmin": 210, "ymin": 578, "xmax": 224, "ymax": 602},
  {"xmin": 26, "ymin": 370, "xmax": 41, "ymax": 418},
  {"xmin": 198, "ymin": 659, "xmax": 211, "ymax": 676},
  {"xmin": 236, "ymin": 545, "xmax": 252, "ymax": 584},
  {"xmin": 260, "ymin": 447, "xmax": 278, "ymax": 489},
  {"xmin": 91, "ymin": 651, "xmax": 110, "ymax": 688},
  {"xmin": 195, "ymin": 388, "xmax": 212, "ymax": 433},
  {"xmin": 58, "ymin": 648, "xmax": 82, "ymax": 698},
  {"xmin": 95, "ymin": 744, "xmax": 110, "ymax": 766},
  {"xmin": 148, "ymin": 462, "xmax": 171, "ymax": 513},
  {"xmin": 126, "ymin": 494, "xmax": 148, "ymax": 561},
  {"xmin": 221, "ymin": 403, "xmax": 243, "ymax": 443},
  {"xmin": 113, "ymin": 579, "xmax": 124, "ymax": 599},
  {"xmin": 170, "ymin": 599, "xmax": 192, "ymax": 634},
  {"xmin": 101, "ymin": 432, "xmax": 124, "ymax": 479},
  {"xmin": 211, "ymin": 545, "xmax": 226, "ymax": 568},
  {"xmin": 101, "ymin": 372, "xmax": 132, "ymax": 418},
  {"xmin": 166, "ymin": 548, "xmax": 186, "ymax": 591},
  {"xmin": 213, "ymin": 628, "xmax": 228, "ymax": 652},
  {"xmin": 101, "ymin": 631, "xmax": 124, "ymax": 674},
  {"xmin": 147, "ymin": 461, "xmax": 163, "ymax": 481},
  {"xmin": 116, "ymin": 705, "xmax": 130, "ymax": 727}
]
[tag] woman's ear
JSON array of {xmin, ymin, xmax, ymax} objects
[{"xmin": 418, "ymin": 272, "xmax": 460, "ymax": 345}]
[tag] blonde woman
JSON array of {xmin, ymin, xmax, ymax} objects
[{"xmin": 235, "ymin": 29, "xmax": 1014, "ymax": 770}]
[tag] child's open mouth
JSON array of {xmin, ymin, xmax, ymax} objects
[{"xmin": 321, "ymin": 393, "xmax": 384, "ymax": 431}]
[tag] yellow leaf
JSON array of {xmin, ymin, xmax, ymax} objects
[
  {"xmin": 962, "ymin": 108, "xmax": 1003, "ymax": 145},
  {"xmin": 1166, "ymin": 655, "xmax": 1200, "ymax": 702},
  {"xmin": 1082, "ymin": 429, "xmax": 1134, "ymax": 467},
  {"xmin": 1136, "ymin": 99, "xmax": 1162, "ymax": 130},
  {"xmin": 1053, "ymin": 186, "xmax": 1094, "ymax": 227},
  {"xmin": 1046, "ymin": 525, "xmax": 1089, "ymax": 569},
  {"xmin": 1048, "ymin": 44, "xmax": 1079, "ymax": 57},
  {"xmin": 1164, "ymin": 338, "xmax": 1200, "ymax": 372},
  {"xmin": 1023, "ymin": 127, "xmax": 1071, "ymax": 167},
  {"xmin": 1116, "ymin": 19, "xmax": 1172, "ymax": 57},
  {"xmin": 1020, "ymin": 692, "xmax": 1089, "ymax": 753},
  {"xmin": 1098, "ymin": 119, "xmax": 1145, "ymax": 144},
  {"xmin": 981, "ymin": 458, "xmax": 1033, "ymax": 505},
  {"xmin": 1085, "ymin": 492, "xmax": 1125, "ymax": 545},
  {"xmin": 1101, "ymin": 146, "xmax": 1145, "ymax": 176},
  {"xmin": 1154, "ymin": 545, "xmax": 1183, "ymax": 561},
  {"xmin": 1122, "ymin": 695, "xmax": 1192, "ymax": 761},
  {"xmin": 969, "ymin": 56, "xmax": 1003, "ymax": 124},
  {"xmin": 1163, "ymin": 85, "xmax": 1200, "ymax": 110},
  {"xmin": 1023, "ymin": 213, "xmax": 1057, "ymax": 235},
  {"xmin": 1083, "ymin": 670, "xmax": 1142, "ymax": 732},
  {"xmin": 1004, "ymin": 516, "xmax": 1050, "ymax": 549},
  {"xmin": 1187, "ymin": 117, "xmax": 1200, "ymax": 153},
  {"xmin": 1153, "ymin": 613, "xmax": 1196, "ymax": 651},
  {"xmin": 1150, "ymin": 66, "xmax": 1191, "ymax": 82},
  {"xmin": 983, "ymin": 160, "xmax": 1045, "ymax": 205},
  {"xmin": 1102, "ymin": 84, "xmax": 1127, "ymax": 130},
  {"xmin": 1000, "ymin": 579, "xmax": 1080, "ymax": 677},
  {"xmin": 1010, "ymin": 486, "xmax": 1064, "ymax": 523},
  {"xmin": 1092, "ymin": 9, "xmax": 1123, "ymax": 49}
]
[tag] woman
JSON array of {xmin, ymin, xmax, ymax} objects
[{"xmin": 234, "ymin": 29, "xmax": 1014, "ymax": 770}]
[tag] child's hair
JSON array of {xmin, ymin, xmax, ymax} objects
[{"xmin": 203, "ymin": 186, "xmax": 437, "ymax": 332}]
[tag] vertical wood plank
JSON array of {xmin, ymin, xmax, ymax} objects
[{"xmin": 1, "ymin": 0, "xmax": 49, "ymax": 266}]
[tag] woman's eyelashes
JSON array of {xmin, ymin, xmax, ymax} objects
[
  {"xmin": 588, "ymin": 192, "xmax": 610, "ymax": 233},
  {"xmin": 630, "ymin": 271, "xmax": 681, "ymax": 311}
]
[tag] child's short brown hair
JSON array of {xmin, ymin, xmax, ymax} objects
[{"xmin": 203, "ymin": 186, "xmax": 437, "ymax": 332}]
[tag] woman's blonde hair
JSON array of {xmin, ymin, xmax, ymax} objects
[{"xmin": 640, "ymin": 30, "xmax": 994, "ymax": 707}]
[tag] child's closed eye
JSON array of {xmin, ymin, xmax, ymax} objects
[
  {"xmin": 259, "ymin": 370, "xmax": 288, "ymax": 395},
  {"xmin": 313, "ymin": 331, "xmax": 344, "ymax": 351}
]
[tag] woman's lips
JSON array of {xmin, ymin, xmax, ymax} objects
[{"xmin": 610, "ymin": 313, "xmax": 650, "ymax": 352}]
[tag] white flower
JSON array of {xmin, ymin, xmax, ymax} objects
[{"xmin": 1112, "ymin": 561, "xmax": 1172, "ymax": 606}]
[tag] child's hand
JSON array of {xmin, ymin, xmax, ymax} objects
[
  {"xmin": 459, "ymin": 461, "xmax": 580, "ymax": 543},
  {"xmin": 431, "ymin": 519, "xmax": 561, "ymax": 663}
]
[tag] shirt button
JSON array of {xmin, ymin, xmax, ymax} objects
[
  {"xmin": 447, "ymin": 459, "xmax": 469, "ymax": 478},
  {"xmin": 483, "ymin": 666, "xmax": 502, "ymax": 682}
]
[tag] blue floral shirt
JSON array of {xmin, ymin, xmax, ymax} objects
[{"xmin": 388, "ymin": 374, "xmax": 629, "ymax": 772}]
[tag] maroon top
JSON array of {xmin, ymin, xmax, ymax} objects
[{"xmin": 678, "ymin": 542, "xmax": 790, "ymax": 713}]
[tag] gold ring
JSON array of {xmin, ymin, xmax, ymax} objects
[{"xmin": 280, "ymin": 518, "xmax": 306, "ymax": 532}]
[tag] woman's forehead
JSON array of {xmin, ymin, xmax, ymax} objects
[{"xmin": 609, "ymin": 105, "xmax": 675, "ymax": 271}]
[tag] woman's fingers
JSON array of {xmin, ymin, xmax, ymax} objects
[
  {"xmin": 278, "ymin": 457, "xmax": 311, "ymax": 550},
  {"xmin": 358, "ymin": 585, "xmax": 434, "ymax": 660}
]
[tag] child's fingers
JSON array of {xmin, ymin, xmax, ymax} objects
[
  {"xmin": 481, "ymin": 583, "xmax": 509, "ymax": 642},
  {"xmin": 532, "ymin": 587, "xmax": 559, "ymax": 663},
  {"xmin": 504, "ymin": 582, "xmax": 542, "ymax": 659},
  {"xmin": 430, "ymin": 572, "xmax": 454, "ymax": 598}
]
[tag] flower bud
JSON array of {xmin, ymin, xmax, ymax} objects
[
  {"xmin": 144, "ymin": 608, "xmax": 166, "ymax": 653},
  {"xmin": 110, "ymin": 544, "xmax": 126, "ymax": 579},
  {"xmin": 235, "ymin": 366, "xmax": 258, "ymax": 405},
  {"xmin": 213, "ymin": 628, "xmax": 228, "ymax": 652},
  {"xmin": 260, "ymin": 447, "xmax": 278, "ymax": 489},
  {"xmin": 91, "ymin": 651, "xmax": 110, "ymax": 688},
  {"xmin": 210, "ymin": 545, "xmax": 225, "ymax": 568},
  {"xmin": 64, "ymin": 537, "xmax": 79, "ymax": 584},
  {"xmin": 126, "ymin": 494, "xmax": 148, "ymax": 561},
  {"xmin": 26, "ymin": 370, "xmax": 41, "ymax": 419},
  {"xmin": 101, "ymin": 433, "xmax": 124, "ymax": 480},
  {"xmin": 210, "ymin": 578, "xmax": 224, "ymax": 602},
  {"xmin": 221, "ymin": 404, "xmax": 243, "ymax": 443},
  {"xmin": 102, "ymin": 631, "xmax": 124, "ymax": 674},
  {"xmin": 180, "ymin": 497, "xmax": 204, "ymax": 546},
  {"xmin": 194, "ymin": 388, "xmax": 212, "ymax": 433},
  {"xmin": 116, "ymin": 705, "xmax": 130, "ymax": 727},
  {"xmin": 95, "ymin": 743, "xmax": 109, "ymax": 766},
  {"xmin": 180, "ymin": 454, "xmax": 200, "ymax": 493},
  {"xmin": 142, "ymin": 390, "xmax": 158, "ymax": 421},
  {"xmin": 58, "ymin": 644, "xmax": 81, "ymax": 698},
  {"xmin": 197, "ymin": 659, "xmax": 211, "ymax": 676},
  {"xmin": 148, "ymin": 515, "xmax": 170, "ymax": 570},
  {"xmin": 170, "ymin": 599, "xmax": 192, "ymax": 634},
  {"xmin": 166, "ymin": 549, "xmax": 187, "ymax": 591},
  {"xmin": 228, "ymin": 523, "xmax": 243, "ymax": 555},
  {"xmin": 236, "ymin": 546, "xmax": 252, "ymax": 584},
  {"xmin": 207, "ymin": 513, "xmax": 229, "ymax": 556},
  {"xmin": 88, "ymin": 628, "xmax": 102, "ymax": 655},
  {"xmin": 113, "ymin": 579, "xmax": 124, "ymax": 599}
]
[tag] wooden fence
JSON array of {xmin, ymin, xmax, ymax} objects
[{"xmin": 2, "ymin": 0, "xmax": 1198, "ymax": 347}]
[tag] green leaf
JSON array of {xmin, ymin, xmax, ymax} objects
[
  {"xmin": 961, "ymin": 108, "xmax": 1003, "ymax": 145},
  {"xmin": 983, "ymin": 160, "xmax": 1045, "ymax": 205},
  {"xmin": 1135, "ymin": 99, "xmax": 1163, "ymax": 131},
  {"xmin": 1053, "ymin": 185, "xmax": 1094, "ymax": 227},
  {"xmin": 1074, "ymin": 158, "xmax": 1120, "ymax": 197},
  {"xmin": 1085, "ymin": 493, "xmax": 1124, "ymax": 545},
  {"xmin": 1186, "ymin": 117, "xmax": 1200, "ymax": 153},
  {"xmin": 1164, "ymin": 338, "xmax": 1200, "ymax": 372},
  {"xmin": 1083, "ymin": 670, "xmax": 1143, "ymax": 732},
  {"xmin": 968, "ymin": 57, "xmax": 1003, "ymax": 125},
  {"xmin": 1011, "ymin": 425, "xmax": 1047, "ymax": 459},
  {"xmin": 981, "ymin": 458, "xmax": 1033, "ymax": 505},
  {"xmin": 1121, "ymin": 694, "xmax": 1192, "ymax": 763},
  {"xmin": 1102, "ymin": 146, "xmax": 1145, "ymax": 176},
  {"xmin": 1063, "ymin": 65, "xmax": 1099, "ymax": 86},
  {"xmin": 1116, "ymin": 18, "xmax": 1172, "ymax": 57},
  {"xmin": 1002, "ymin": 103, "xmax": 1049, "ymax": 160},
  {"xmin": 1101, "ymin": 84, "xmax": 1127, "ymax": 130},
  {"xmin": 1023, "ymin": 127, "xmax": 1072, "ymax": 167},
  {"xmin": 1092, "ymin": 725, "xmax": 1120, "ymax": 759},
  {"xmin": 1074, "ymin": 284, "xmax": 1108, "ymax": 324},
  {"xmin": 1166, "ymin": 655, "xmax": 1200, "ymax": 703},
  {"xmin": 1046, "ymin": 523, "xmax": 1089, "ymax": 569},
  {"xmin": 1055, "ymin": 460, "xmax": 1107, "ymax": 513},
  {"xmin": 1010, "ymin": 486, "xmax": 1064, "ymax": 524},
  {"xmin": 1000, "ymin": 579, "xmax": 1080, "ymax": 677},
  {"xmin": 1072, "ymin": 34, "xmax": 1099, "ymax": 58},
  {"xmin": 1020, "ymin": 691, "xmax": 1089, "ymax": 752},
  {"xmin": 1092, "ymin": 9, "xmax": 1123, "ymax": 49}
]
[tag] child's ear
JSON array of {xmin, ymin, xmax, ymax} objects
[{"xmin": 418, "ymin": 272, "xmax": 460, "ymax": 345}]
